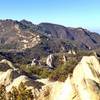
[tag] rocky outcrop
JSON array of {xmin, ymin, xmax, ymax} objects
[
  {"xmin": 73, "ymin": 56, "xmax": 100, "ymax": 100},
  {"xmin": 38, "ymin": 56, "xmax": 100, "ymax": 100},
  {"xmin": 0, "ymin": 59, "xmax": 15, "ymax": 70},
  {"xmin": 0, "ymin": 56, "xmax": 100, "ymax": 100},
  {"xmin": 46, "ymin": 54, "xmax": 54, "ymax": 68},
  {"xmin": 6, "ymin": 75, "xmax": 43, "ymax": 93},
  {"xmin": 0, "ymin": 69, "xmax": 13, "ymax": 85}
]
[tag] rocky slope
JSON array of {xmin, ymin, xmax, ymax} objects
[
  {"xmin": 39, "ymin": 23, "xmax": 100, "ymax": 49},
  {"xmin": 0, "ymin": 56, "xmax": 100, "ymax": 100},
  {"xmin": 0, "ymin": 19, "xmax": 41, "ymax": 51},
  {"xmin": 0, "ymin": 19, "xmax": 100, "ymax": 53}
]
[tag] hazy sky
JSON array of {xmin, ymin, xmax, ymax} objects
[{"xmin": 0, "ymin": 0, "xmax": 100, "ymax": 33}]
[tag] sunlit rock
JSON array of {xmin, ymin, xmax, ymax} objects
[
  {"xmin": 73, "ymin": 56, "xmax": 100, "ymax": 100},
  {"xmin": 46, "ymin": 54, "xmax": 54, "ymax": 68},
  {"xmin": 0, "ymin": 69, "xmax": 13, "ymax": 85}
]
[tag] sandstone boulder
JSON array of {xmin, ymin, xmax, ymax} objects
[{"xmin": 73, "ymin": 56, "xmax": 100, "ymax": 100}]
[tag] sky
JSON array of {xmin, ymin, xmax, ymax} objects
[{"xmin": 0, "ymin": 0, "xmax": 100, "ymax": 33}]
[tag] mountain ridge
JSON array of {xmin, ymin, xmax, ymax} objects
[{"xmin": 0, "ymin": 19, "xmax": 100, "ymax": 54}]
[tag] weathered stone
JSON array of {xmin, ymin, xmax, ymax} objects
[{"xmin": 46, "ymin": 54, "xmax": 54, "ymax": 68}]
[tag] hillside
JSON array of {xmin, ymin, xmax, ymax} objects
[
  {"xmin": 39, "ymin": 23, "xmax": 100, "ymax": 49},
  {"xmin": 0, "ymin": 19, "xmax": 100, "ymax": 64},
  {"xmin": 0, "ymin": 19, "xmax": 42, "ymax": 51},
  {"xmin": 0, "ymin": 19, "xmax": 100, "ymax": 52}
]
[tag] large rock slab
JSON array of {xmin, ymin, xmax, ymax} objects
[{"xmin": 73, "ymin": 56, "xmax": 100, "ymax": 100}]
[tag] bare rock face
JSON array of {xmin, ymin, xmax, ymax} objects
[
  {"xmin": 46, "ymin": 54, "xmax": 54, "ymax": 68},
  {"xmin": 38, "ymin": 80, "xmax": 64, "ymax": 100},
  {"xmin": 73, "ymin": 56, "xmax": 100, "ymax": 100},
  {"xmin": 73, "ymin": 56, "xmax": 100, "ymax": 84}
]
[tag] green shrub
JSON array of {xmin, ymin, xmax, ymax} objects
[
  {"xmin": 49, "ymin": 60, "xmax": 77, "ymax": 82},
  {"xmin": 20, "ymin": 64, "xmax": 51, "ymax": 79},
  {"xmin": 0, "ymin": 83, "xmax": 34, "ymax": 100},
  {"xmin": 20, "ymin": 58, "xmax": 78, "ymax": 82}
]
